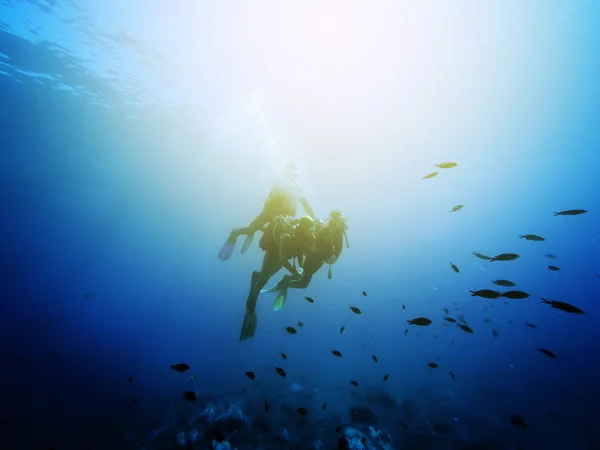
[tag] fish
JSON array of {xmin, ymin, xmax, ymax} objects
[
  {"xmin": 182, "ymin": 391, "xmax": 197, "ymax": 402},
  {"xmin": 404, "ymin": 329, "xmax": 408, "ymax": 335},
  {"xmin": 492, "ymin": 329, "xmax": 499, "ymax": 337},
  {"xmin": 443, "ymin": 308, "xmax": 449, "ymax": 314},
  {"xmin": 275, "ymin": 367, "xmax": 287, "ymax": 377},
  {"xmin": 554, "ymin": 209, "xmax": 587, "ymax": 216},
  {"xmin": 524, "ymin": 323, "xmax": 537, "ymax": 328},
  {"xmin": 450, "ymin": 205, "xmax": 463, "ymax": 212},
  {"xmin": 322, "ymin": 402, "xmax": 327, "ymax": 410},
  {"xmin": 332, "ymin": 350, "xmax": 343, "ymax": 357},
  {"xmin": 483, "ymin": 318, "xmax": 491, "ymax": 323},
  {"xmin": 130, "ymin": 398, "xmax": 138, "ymax": 406},
  {"xmin": 297, "ymin": 321, "xmax": 304, "ymax": 327},
  {"xmin": 407, "ymin": 317, "xmax": 432, "ymax": 326},
  {"xmin": 493, "ymin": 280, "xmax": 516, "ymax": 287},
  {"xmin": 443, "ymin": 317, "xmax": 456, "ymax": 323},
  {"xmin": 422, "ymin": 171, "xmax": 439, "ymax": 180},
  {"xmin": 457, "ymin": 324, "xmax": 474, "ymax": 334},
  {"xmin": 362, "ymin": 291, "xmax": 367, "ymax": 296},
  {"xmin": 509, "ymin": 414, "xmax": 527, "ymax": 428},
  {"xmin": 538, "ymin": 348, "xmax": 556, "ymax": 359},
  {"xmin": 297, "ymin": 407, "xmax": 308, "ymax": 416},
  {"xmin": 435, "ymin": 162, "xmax": 458, "ymax": 169},
  {"xmin": 428, "ymin": 362, "xmax": 439, "ymax": 368},
  {"xmin": 402, "ymin": 304, "xmax": 406, "ymax": 310},
  {"xmin": 339, "ymin": 325, "xmax": 345, "ymax": 334},
  {"xmin": 336, "ymin": 426, "xmax": 343, "ymax": 432},
  {"xmin": 449, "ymin": 371, "xmax": 455, "ymax": 380},
  {"xmin": 458, "ymin": 315, "xmax": 467, "ymax": 324},
  {"xmin": 349, "ymin": 306, "xmax": 362, "ymax": 314},
  {"xmin": 383, "ymin": 373, "xmax": 389, "ymax": 381},
  {"xmin": 501, "ymin": 290, "xmax": 530, "ymax": 299},
  {"xmin": 304, "ymin": 296, "xmax": 315, "ymax": 303},
  {"xmin": 264, "ymin": 399, "xmax": 269, "ymax": 412},
  {"xmin": 519, "ymin": 234, "xmax": 545, "ymax": 241},
  {"xmin": 450, "ymin": 262, "xmax": 460, "ymax": 273},
  {"xmin": 349, "ymin": 380, "xmax": 359, "ymax": 386},
  {"xmin": 187, "ymin": 374, "xmax": 197, "ymax": 383},
  {"xmin": 128, "ymin": 375, "xmax": 133, "ymax": 383},
  {"xmin": 489, "ymin": 253, "xmax": 519, "ymax": 262},
  {"xmin": 472, "ymin": 252, "xmax": 491, "ymax": 260},
  {"xmin": 281, "ymin": 353, "xmax": 288, "ymax": 360},
  {"xmin": 372, "ymin": 355, "xmax": 378, "ymax": 363},
  {"xmin": 170, "ymin": 363, "xmax": 190, "ymax": 372},
  {"xmin": 284, "ymin": 326, "xmax": 297, "ymax": 334},
  {"xmin": 541, "ymin": 297, "xmax": 584, "ymax": 314},
  {"xmin": 470, "ymin": 289, "xmax": 502, "ymax": 299},
  {"xmin": 245, "ymin": 370, "xmax": 256, "ymax": 380},
  {"xmin": 545, "ymin": 254, "xmax": 557, "ymax": 259},
  {"xmin": 548, "ymin": 265, "xmax": 560, "ymax": 271}
]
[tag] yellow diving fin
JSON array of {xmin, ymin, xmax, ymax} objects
[{"xmin": 273, "ymin": 288, "xmax": 288, "ymax": 311}]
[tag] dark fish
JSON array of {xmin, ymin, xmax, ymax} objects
[
  {"xmin": 545, "ymin": 254, "xmax": 557, "ymax": 259},
  {"xmin": 284, "ymin": 326, "xmax": 297, "ymax": 334},
  {"xmin": 548, "ymin": 265, "xmax": 560, "ymax": 271},
  {"xmin": 336, "ymin": 426, "xmax": 343, "ymax": 432},
  {"xmin": 443, "ymin": 317, "xmax": 456, "ymax": 323},
  {"xmin": 281, "ymin": 352, "xmax": 288, "ymax": 360},
  {"xmin": 422, "ymin": 171, "xmax": 439, "ymax": 180},
  {"xmin": 554, "ymin": 209, "xmax": 587, "ymax": 216},
  {"xmin": 519, "ymin": 234, "xmax": 545, "ymax": 241},
  {"xmin": 404, "ymin": 329, "xmax": 408, "ymax": 335},
  {"xmin": 297, "ymin": 407, "xmax": 308, "ymax": 415},
  {"xmin": 332, "ymin": 350, "xmax": 343, "ymax": 357},
  {"xmin": 435, "ymin": 162, "xmax": 458, "ymax": 168},
  {"xmin": 428, "ymin": 362, "xmax": 439, "ymax": 368},
  {"xmin": 449, "ymin": 205, "xmax": 463, "ymax": 212},
  {"xmin": 372, "ymin": 355, "xmax": 378, "ymax": 363},
  {"xmin": 509, "ymin": 414, "xmax": 527, "ymax": 428},
  {"xmin": 443, "ymin": 308, "xmax": 449, "ymax": 314},
  {"xmin": 493, "ymin": 279, "xmax": 516, "ymax": 287},
  {"xmin": 275, "ymin": 367, "xmax": 286, "ymax": 377},
  {"xmin": 128, "ymin": 375, "xmax": 133, "ymax": 383},
  {"xmin": 349, "ymin": 306, "xmax": 362, "ymax": 314},
  {"xmin": 130, "ymin": 398, "xmax": 138, "ymax": 406},
  {"xmin": 502, "ymin": 290, "xmax": 530, "ymax": 299},
  {"xmin": 470, "ymin": 289, "xmax": 502, "ymax": 299},
  {"xmin": 170, "ymin": 363, "xmax": 190, "ymax": 372},
  {"xmin": 540, "ymin": 298, "xmax": 584, "ymax": 314},
  {"xmin": 524, "ymin": 323, "xmax": 537, "ymax": 328},
  {"xmin": 483, "ymin": 318, "xmax": 490, "ymax": 323},
  {"xmin": 450, "ymin": 262, "xmax": 460, "ymax": 273},
  {"xmin": 349, "ymin": 380, "xmax": 359, "ymax": 386},
  {"xmin": 451, "ymin": 339, "xmax": 455, "ymax": 345},
  {"xmin": 407, "ymin": 317, "xmax": 432, "ymax": 326},
  {"xmin": 402, "ymin": 304, "xmax": 406, "ymax": 310},
  {"xmin": 304, "ymin": 296, "xmax": 315, "ymax": 303},
  {"xmin": 264, "ymin": 399, "xmax": 269, "ymax": 412},
  {"xmin": 340, "ymin": 325, "xmax": 345, "ymax": 334},
  {"xmin": 297, "ymin": 321, "xmax": 304, "ymax": 327},
  {"xmin": 492, "ymin": 329, "xmax": 499, "ymax": 337},
  {"xmin": 245, "ymin": 370, "xmax": 256, "ymax": 380},
  {"xmin": 489, "ymin": 253, "xmax": 519, "ymax": 262},
  {"xmin": 449, "ymin": 371, "xmax": 455, "ymax": 380},
  {"xmin": 472, "ymin": 252, "xmax": 491, "ymax": 260},
  {"xmin": 322, "ymin": 402, "xmax": 327, "ymax": 410},
  {"xmin": 457, "ymin": 324, "xmax": 474, "ymax": 334},
  {"xmin": 538, "ymin": 348, "xmax": 557, "ymax": 358},
  {"xmin": 383, "ymin": 373, "xmax": 389, "ymax": 381},
  {"xmin": 458, "ymin": 315, "xmax": 467, "ymax": 324},
  {"xmin": 183, "ymin": 391, "xmax": 197, "ymax": 402},
  {"xmin": 362, "ymin": 291, "xmax": 367, "ymax": 296}
]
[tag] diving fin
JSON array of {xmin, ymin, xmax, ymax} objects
[
  {"xmin": 240, "ymin": 309, "xmax": 258, "ymax": 341},
  {"xmin": 272, "ymin": 288, "xmax": 288, "ymax": 311},
  {"xmin": 328, "ymin": 265, "xmax": 332, "ymax": 279},
  {"xmin": 241, "ymin": 232, "xmax": 255, "ymax": 254},
  {"xmin": 218, "ymin": 235, "xmax": 237, "ymax": 261}
]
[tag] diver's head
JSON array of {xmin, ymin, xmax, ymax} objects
[
  {"xmin": 284, "ymin": 162, "xmax": 298, "ymax": 182},
  {"xmin": 328, "ymin": 210, "xmax": 348, "ymax": 230},
  {"xmin": 298, "ymin": 215, "xmax": 314, "ymax": 230}
]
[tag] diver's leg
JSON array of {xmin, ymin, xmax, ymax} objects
[
  {"xmin": 279, "ymin": 255, "xmax": 324, "ymax": 290},
  {"xmin": 240, "ymin": 209, "xmax": 275, "ymax": 254}
]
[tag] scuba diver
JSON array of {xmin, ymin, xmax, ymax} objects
[
  {"xmin": 239, "ymin": 215, "xmax": 316, "ymax": 341},
  {"xmin": 218, "ymin": 162, "xmax": 315, "ymax": 261},
  {"xmin": 262, "ymin": 210, "xmax": 349, "ymax": 309}
]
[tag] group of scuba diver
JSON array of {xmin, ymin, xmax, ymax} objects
[{"xmin": 217, "ymin": 163, "xmax": 350, "ymax": 341}]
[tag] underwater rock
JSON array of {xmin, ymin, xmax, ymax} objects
[
  {"xmin": 311, "ymin": 439, "xmax": 325, "ymax": 449},
  {"xmin": 175, "ymin": 431, "xmax": 186, "ymax": 446},
  {"xmin": 276, "ymin": 427, "xmax": 290, "ymax": 443},
  {"xmin": 212, "ymin": 440, "xmax": 232, "ymax": 450},
  {"xmin": 368, "ymin": 426, "xmax": 392, "ymax": 450}
]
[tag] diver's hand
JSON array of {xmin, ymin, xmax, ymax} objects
[{"xmin": 295, "ymin": 267, "xmax": 304, "ymax": 276}]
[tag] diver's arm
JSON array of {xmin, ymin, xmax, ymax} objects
[
  {"xmin": 281, "ymin": 259, "xmax": 299, "ymax": 275},
  {"xmin": 299, "ymin": 198, "xmax": 316, "ymax": 220},
  {"xmin": 326, "ymin": 233, "xmax": 345, "ymax": 264}
]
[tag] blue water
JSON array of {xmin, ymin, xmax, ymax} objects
[{"xmin": 2, "ymin": 1, "xmax": 600, "ymax": 449}]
